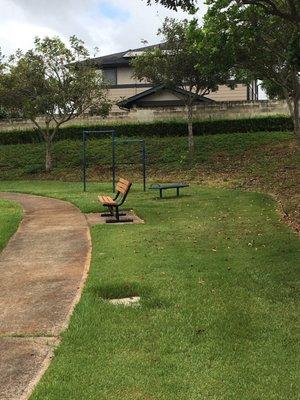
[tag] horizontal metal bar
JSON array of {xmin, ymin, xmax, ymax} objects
[
  {"xmin": 83, "ymin": 130, "xmax": 116, "ymax": 135},
  {"xmin": 114, "ymin": 139, "xmax": 144, "ymax": 144}
]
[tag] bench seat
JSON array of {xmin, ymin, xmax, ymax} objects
[{"xmin": 99, "ymin": 195, "xmax": 116, "ymax": 206}]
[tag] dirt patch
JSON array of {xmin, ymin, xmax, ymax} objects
[{"xmin": 85, "ymin": 210, "xmax": 144, "ymax": 225}]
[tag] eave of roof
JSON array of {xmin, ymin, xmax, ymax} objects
[{"xmin": 117, "ymin": 84, "xmax": 215, "ymax": 109}]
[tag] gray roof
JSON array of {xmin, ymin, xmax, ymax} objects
[{"xmin": 90, "ymin": 43, "xmax": 165, "ymax": 68}]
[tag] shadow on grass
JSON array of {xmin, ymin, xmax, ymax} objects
[
  {"xmin": 90, "ymin": 281, "xmax": 141, "ymax": 300},
  {"xmin": 149, "ymin": 194, "xmax": 192, "ymax": 201},
  {"xmin": 90, "ymin": 282, "xmax": 169, "ymax": 309}
]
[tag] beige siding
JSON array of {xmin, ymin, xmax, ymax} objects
[
  {"xmin": 106, "ymin": 69, "xmax": 249, "ymax": 110},
  {"xmin": 116, "ymin": 66, "xmax": 148, "ymax": 85},
  {"xmin": 116, "ymin": 66, "xmax": 149, "ymax": 85},
  {"xmin": 117, "ymin": 67, "xmax": 137, "ymax": 84},
  {"xmin": 107, "ymin": 87, "xmax": 149, "ymax": 111},
  {"xmin": 108, "ymin": 87, "xmax": 148, "ymax": 102},
  {"xmin": 142, "ymin": 90, "xmax": 179, "ymax": 101},
  {"xmin": 207, "ymin": 84, "xmax": 248, "ymax": 101},
  {"xmin": 108, "ymin": 65, "xmax": 248, "ymax": 101}
]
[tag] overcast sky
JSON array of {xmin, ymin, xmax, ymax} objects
[
  {"xmin": 0, "ymin": 0, "xmax": 266, "ymax": 98},
  {"xmin": 0, "ymin": 0, "xmax": 207, "ymax": 56}
]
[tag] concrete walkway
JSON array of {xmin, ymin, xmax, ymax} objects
[{"xmin": 0, "ymin": 193, "xmax": 92, "ymax": 400}]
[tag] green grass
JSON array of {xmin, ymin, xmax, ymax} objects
[
  {"xmin": 1, "ymin": 130, "xmax": 299, "ymax": 227},
  {"xmin": 0, "ymin": 131, "xmax": 291, "ymax": 180},
  {"xmin": 0, "ymin": 181, "xmax": 298, "ymax": 399},
  {"xmin": 0, "ymin": 199, "xmax": 22, "ymax": 252}
]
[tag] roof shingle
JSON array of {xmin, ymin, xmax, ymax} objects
[{"xmin": 90, "ymin": 43, "xmax": 165, "ymax": 68}]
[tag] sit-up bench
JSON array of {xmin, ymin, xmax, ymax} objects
[
  {"xmin": 99, "ymin": 178, "xmax": 133, "ymax": 223},
  {"xmin": 150, "ymin": 182, "xmax": 189, "ymax": 198}
]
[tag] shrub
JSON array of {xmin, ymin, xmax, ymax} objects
[
  {"xmin": 0, "ymin": 115, "xmax": 293, "ymax": 145},
  {"xmin": 89, "ymin": 102, "xmax": 113, "ymax": 119},
  {"xmin": 0, "ymin": 107, "xmax": 8, "ymax": 120},
  {"xmin": 24, "ymin": 163, "xmax": 44, "ymax": 174}
]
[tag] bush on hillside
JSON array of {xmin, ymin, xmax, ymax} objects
[
  {"xmin": 0, "ymin": 115, "xmax": 293, "ymax": 145},
  {"xmin": 0, "ymin": 107, "xmax": 9, "ymax": 120}
]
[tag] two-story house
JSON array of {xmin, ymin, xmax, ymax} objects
[{"xmin": 90, "ymin": 44, "xmax": 258, "ymax": 110}]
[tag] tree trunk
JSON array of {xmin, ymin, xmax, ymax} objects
[
  {"xmin": 187, "ymin": 103, "xmax": 194, "ymax": 152},
  {"xmin": 293, "ymin": 97, "xmax": 300, "ymax": 139},
  {"xmin": 284, "ymin": 89, "xmax": 300, "ymax": 140},
  {"xmin": 45, "ymin": 138, "xmax": 53, "ymax": 172}
]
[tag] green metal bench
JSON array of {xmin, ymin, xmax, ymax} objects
[{"xmin": 149, "ymin": 182, "xmax": 189, "ymax": 198}]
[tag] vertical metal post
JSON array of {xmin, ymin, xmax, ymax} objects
[
  {"xmin": 112, "ymin": 132, "xmax": 116, "ymax": 193},
  {"xmin": 83, "ymin": 132, "xmax": 87, "ymax": 192},
  {"xmin": 142, "ymin": 140, "xmax": 146, "ymax": 192}
]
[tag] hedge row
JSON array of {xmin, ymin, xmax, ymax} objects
[{"xmin": 0, "ymin": 115, "xmax": 293, "ymax": 145}]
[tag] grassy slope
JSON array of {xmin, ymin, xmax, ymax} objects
[
  {"xmin": 0, "ymin": 199, "xmax": 22, "ymax": 252},
  {"xmin": 0, "ymin": 131, "xmax": 291, "ymax": 180},
  {"xmin": 0, "ymin": 182, "xmax": 298, "ymax": 399},
  {"xmin": 0, "ymin": 131, "xmax": 299, "ymax": 228}
]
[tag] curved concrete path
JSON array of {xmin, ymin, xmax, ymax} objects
[{"xmin": 0, "ymin": 193, "xmax": 92, "ymax": 400}]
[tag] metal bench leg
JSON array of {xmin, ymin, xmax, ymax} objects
[
  {"xmin": 115, "ymin": 206, "xmax": 120, "ymax": 221},
  {"xmin": 176, "ymin": 187, "xmax": 180, "ymax": 197},
  {"xmin": 102, "ymin": 212, "xmax": 127, "ymax": 217},
  {"xmin": 106, "ymin": 206, "xmax": 133, "ymax": 224},
  {"xmin": 101, "ymin": 206, "xmax": 113, "ymax": 217}
]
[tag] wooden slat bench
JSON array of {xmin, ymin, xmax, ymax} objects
[{"xmin": 99, "ymin": 178, "xmax": 133, "ymax": 223}]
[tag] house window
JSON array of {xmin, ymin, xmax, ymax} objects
[{"xmin": 102, "ymin": 68, "xmax": 117, "ymax": 85}]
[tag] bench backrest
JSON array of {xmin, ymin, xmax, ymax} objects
[
  {"xmin": 116, "ymin": 178, "xmax": 132, "ymax": 205},
  {"xmin": 116, "ymin": 178, "xmax": 131, "ymax": 194}
]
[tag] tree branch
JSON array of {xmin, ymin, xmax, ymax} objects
[{"xmin": 240, "ymin": 0, "xmax": 300, "ymax": 24}]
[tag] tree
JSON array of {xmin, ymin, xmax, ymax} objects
[
  {"xmin": 132, "ymin": 18, "xmax": 231, "ymax": 151},
  {"xmin": 236, "ymin": 0, "xmax": 299, "ymax": 25},
  {"xmin": 146, "ymin": 0, "xmax": 300, "ymax": 25},
  {"xmin": 147, "ymin": 0, "xmax": 300, "ymax": 138},
  {"xmin": 204, "ymin": 4, "xmax": 300, "ymax": 138},
  {"xmin": 146, "ymin": 0, "xmax": 197, "ymax": 11},
  {"xmin": 0, "ymin": 36, "xmax": 108, "ymax": 172}
]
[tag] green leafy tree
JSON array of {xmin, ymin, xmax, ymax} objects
[
  {"xmin": 146, "ymin": 0, "xmax": 197, "ymax": 11},
  {"xmin": 148, "ymin": 0, "xmax": 300, "ymax": 65},
  {"xmin": 132, "ymin": 18, "xmax": 231, "ymax": 151},
  {"xmin": 0, "ymin": 36, "xmax": 108, "ymax": 172},
  {"xmin": 146, "ymin": 0, "xmax": 300, "ymax": 25},
  {"xmin": 148, "ymin": 0, "xmax": 300, "ymax": 68},
  {"xmin": 204, "ymin": 4, "xmax": 300, "ymax": 138}
]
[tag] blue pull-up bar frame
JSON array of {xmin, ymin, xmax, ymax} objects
[
  {"xmin": 83, "ymin": 130, "xmax": 146, "ymax": 193},
  {"xmin": 112, "ymin": 138, "xmax": 146, "ymax": 193}
]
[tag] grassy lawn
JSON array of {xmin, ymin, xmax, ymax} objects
[
  {"xmin": 0, "ymin": 131, "xmax": 299, "ymax": 228},
  {"xmin": 0, "ymin": 181, "xmax": 298, "ymax": 399},
  {"xmin": 0, "ymin": 199, "xmax": 22, "ymax": 252}
]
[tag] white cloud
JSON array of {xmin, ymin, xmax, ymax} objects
[{"xmin": 0, "ymin": 0, "xmax": 206, "ymax": 56}]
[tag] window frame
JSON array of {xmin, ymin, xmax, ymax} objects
[{"xmin": 102, "ymin": 68, "xmax": 117, "ymax": 86}]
